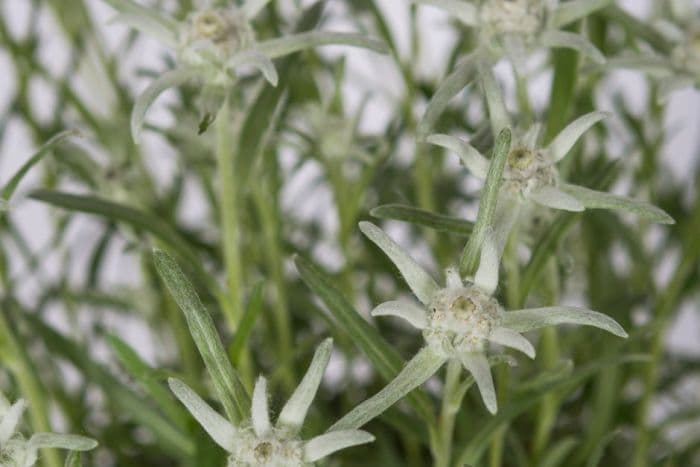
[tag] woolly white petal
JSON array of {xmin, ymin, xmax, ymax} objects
[
  {"xmin": 0, "ymin": 399, "xmax": 26, "ymax": 444},
  {"xmin": 359, "ymin": 222, "xmax": 440, "ymax": 305},
  {"xmin": 28, "ymin": 433, "xmax": 97, "ymax": 451},
  {"xmin": 546, "ymin": 111, "xmax": 609, "ymax": 162},
  {"xmin": 131, "ymin": 68, "xmax": 197, "ymax": 143},
  {"xmin": 552, "ymin": 0, "xmax": 612, "ymax": 28},
  {"xmin": 501, "ymin": 307, "xmax": 628, "ymax": 338},
  {"xmin": 488, "ymin": 327, "xmax": 536, "ymax": 359},
  {"xmin": 529, "ymin": 186, "xmax": 585, "ymax": 212},
  {"xmin": 256, "ymin": 32, "xmax": 388, "ymax": 59},
  {"xmin": 229, "ymin": 50, "xmax": 279, "ymax": 86},
  {"xmin": 372, "ymin": 301, "xmax": 429, "ymax": 330},
  {"xmin": 168, "ymin": 378, "xmax": 237, "ymax": 452},
  {"xmin": 522, "ymin": 123, "xmax": 542, "ymax": 150},
  {"xmin": 303, "ymin": 430, "xmax": 375, "ymax": 462},
  {"xmin": 540, "ymin": 30, "xmax": 606, "ymax": 64},
  {"xmin": 277, "ymin": 338, "xmax": 333, "ymax": 433},
  {"xmin": 426, "ymin": 134, "xmax": 489, "ymax": 179},
  {"xmin": 459, "ymin": 353, "xmax": 497, "ymax": 414},
  {"xmin": 252, "ymin": 377, "xmax": 272, "ymax": 437},
  {"xmin": 474, "ymin": 234, "xmax": 499, "ymax": 295},
  {"xmin": 409, "ymin": 0, "xmax": 478, "ymax": 25},
  {"xmin": 445, "ymin": 267, "xmax": 463, "ymax": 289}
]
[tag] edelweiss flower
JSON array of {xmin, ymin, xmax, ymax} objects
[
  {"xmin": 337, "ymin": 222, "xmax": 626, "ymax": 416},
  {"xmin": 168, "ymin": 339, "xmax": 373, "ymax": 466},
  {"xmin": 607, "ymin": 0, "xmax": 700, "ymax": 97},
  {"xmin": 411, "ymin": 0, "xmax": 607, "ymax": 66},
  {"xmin": 104, "ymin": 0, "xmax": 387, "ymax": 141},
  {"xmin": 0, "ymin": 393, "xmax": 97, "ymax": 467}
]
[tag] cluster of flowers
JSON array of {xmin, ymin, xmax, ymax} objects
[{"xmin": 103, "ymin": 0, "xmax": 678, "ymax": 466}]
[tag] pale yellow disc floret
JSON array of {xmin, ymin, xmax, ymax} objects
[
  {"xmin": 502, "ymin": 145, "xmax": 558, "ymax": 197},
  {"xmin": 228, "ymin": 427, "xmax": 305, "ymax": 467},
  {"xmin": 480, "ymin": 0, "xmax": 544, "ymax": 38}
]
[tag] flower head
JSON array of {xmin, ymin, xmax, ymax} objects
[
  {"xmin": 168, "ymin": 339, "xmax": 374, "ymax": 466},
  {"xmin": 0, "ymin": 393, "xmax": 97, "ymax": 467},
  {"xmin": 105, "ymin": 0, "xmax": 387, "ymax": 141},
  {"xmin": 356, "ymin": 221, "xmax": 627, "ymax": 414}
]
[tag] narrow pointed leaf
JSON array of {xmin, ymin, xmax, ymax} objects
[
  {"xmin": 104, "ymin": 0, "xmax": 178, "ymax": 45},
  {"xmin": 131, "ymin": 68, "xmax": 197, "ymax": 143},
  {"xmin": 552, "ymin": 0, "xmax": 612, "ymax": 28},
  {"xmin": 479, "ymin": 60, "xmax": 510, "ymax": 137},
  {"xmin": 277, "ymin": 338, "xmax": 333, "ymax": 434},
  {"xmin": 359, "ymin": 221, "xmax": 439, "ymax": 305},
  {"xmin": 370, "ymin": 204, "xmax": 473, "ymax": 236},
  {"xmin": 427, "ymin": 134, "xmax": 489, "ymax": 179},
  {"xmin": 501, "ymin": 307, "xmax": 628, "ymax": 338},
  {"xmin": 154, "ymin": 250, "xmax": 250, "ymax": 423},
  {"xmin": 0, "ymin": 400, "xmax": 26, "ymax": 443},
  {"xmin": 418, "ymin": 54, "xmax": 478, "ymax": 140},
  {"xmin": 460, "ymin": 353, "xmax": 497, "ymax": 414},
  {"xmin": 168, "ymin": 378, "xmax": 237, "ymax": 452},
  {"xmin": 230, "ymin": 283, "xmax": 264, "ymax": 362},
  {"xmin": 252, "ymin": 377, "xmax": 272, "ymax": 437},
  {"xmin": 540, "ymin": 30, "xmax": 606, "ymax": 64},
  {"xmin": 560, "ymin": 184, "xmax": 674, "ymax": 224},
  {"xmin": 460, "ymin": 128, "xmax": 512, "ymax": 275},
  {"xmin": 488, "ymin": 328, "xmax": 536, "ymax": 359},
  {"xmin": 109, "ymin": 13, "xmax": 178, "ymax": 48},
  {"xmin": 529, "ymin": 186, "xmax": 585, "ymax": 212},
  {"xmin": 2, "ymin": 130, "xmax": 78, "ymax": 201},
  {"xmin": 256, "ymin": 31, "xmax": 388, "ymax": 59},
  {"xmin": 29, "ymin": 433, "xmax": 97, "ymax": 451},
  {"xmin": 304, "ymin": 430, "xmax": 375, "ymax": 462},
  {"xmin": 242, "ymin": 0, "xmax": 271, "ymax": 19},
  {"xmin": 294, "ymin": 256, "xmax": 434, "ymax": 422},
  {"xmin": 546, "ymin": 111, "xmax": 609, "ymax": 162},
  {"xmin": 329, "ymin": 347, "xmax": 446, "ymax": 431},
  {"xmin": 229, "ymin": 51, "xmax": 279, "ymax": 86},
  {"xmin": 64, "ymin": 452, "xmax": 81, "ymax": 467},
  {"xmin": 372, "ymin": 301, "xmax": 428, "ymax": 330}
]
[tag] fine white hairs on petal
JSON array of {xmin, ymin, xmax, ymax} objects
[
  {"xmin": 168, "ymin": 378, "xmax": 237, "ymax": 452},
  {"xmin": 445, "ymin": 267, "xmax": 463, "ymax": 289},
  {"xmin": 426, "ymin": 134, "xmax": 489, "ymax": 179},
  {"xmin": 372, "ymin": 301, "xmax": 429, "ymax": 330},
  {"xmin": 474, "ymin": 234, "xmax": 499, "ymax": 295},
  {"xmin": 546, "ymin": 111, "xmax": 609, "ymax": 162},
  {"xmin": 501, "ymin": 307, "xmax": 628, "ymax": 338},
  {"xmin": 0, "ymin": 399, "xmax": 26, "ymax": 444},
  {"xmin": 488, "ymin": 327, "xmax": 536, "ymax": 359},
  {"xmin": 460, "ymin": 353, "xmax": 498, "ymax": 414},
  {"xmin": 252, "ymin": 377, "xmax": 272, "ymax": 437},
  {"xmin": 529, "ymin": 186, "xmax": 585, "ymax": 212},
  {"xmin": 303, "ymin": 430, "xmax": 375, "ymax": 463},
  {"xmin": 359, "ymin": 222, "xmax": 440, "ymax": 305},
  {"xmin": 277, "ymin": 338, "xmax": 332, "ymax": 433}
]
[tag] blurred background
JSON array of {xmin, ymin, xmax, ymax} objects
[{"xmin": 0, "ymin": 0, "xmax": 699, "ymax": 466}]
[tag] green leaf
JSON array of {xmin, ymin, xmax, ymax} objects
[
  {"xmin": 1, "ymin": 130, "xmax": 78, "ymax": 202},
  {"xmin": 294, "ymin": 255, "xmax": 434, "ymax": 421},
  {"xmin": 370, "ymin": 204, "xmax": 473, "ymax": 236},
  {"xmin": 459, "ymin": 127, "xmax": 511, "ymax": 275},
  {"xmin": 229, "ymin": 282, "xmax": 264, "ymax": 363},
  {"xmin": 560, "ymin": 183, "xmax": 675, "ymax": 224},
  {"xmin": 501, "ymin": 306, "xmax": 628, "ymax": 338},
  {"xmin": 329, "ymin": 347, "xmax": 446, "ymax": 431},
  {"xmin": 153, "ymin": 249, "xmax": 250, "ymax": 424},
  {"xmin": 539, "ymin": 437, "xmax": 579, "ymax": 467},
  {"xmin": 107, "ymin": 334, "xmax": 188, "ymax": 428},
  {"xmin": 256, "ymin": 31, "xmax": 388, "ymax": 59},
  {"xmin": 64, "ymin": 452, "xmax": 81, "ymax": 467}
]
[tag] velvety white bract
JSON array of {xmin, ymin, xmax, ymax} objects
[
  {"xmin": 168, "ymin": 339, "xmax": 374, "ymax": 466},
  {"xmin": 0, "ymin": 393, "xmax": 97, "ymax": 467},
  {"xmin": 104, "ymin": 0, "xmax": 387, "ymax": 141},
  {"xmin": 357, "ymin": 222, "xmax": 627, "ymax": 414}
]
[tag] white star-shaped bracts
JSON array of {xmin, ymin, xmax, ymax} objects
[
  {"xmin": 358, "ymin": 222, "xmax": 627, "ymax": 414},
  {"xmin": 0, "ymin": 394, "xmax": 97, "ymax": 467},
  {"xmin": 168, "ymin": 339, "xmax": 373, "ymax": 466},
  {"xmin": 105, "ymin": 0, "xmax": 387, "ymax": 141}
]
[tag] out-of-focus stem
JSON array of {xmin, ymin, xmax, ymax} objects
[{"xmin": 433, "ymin": 359, "xmax": 462, "ymax": 467}]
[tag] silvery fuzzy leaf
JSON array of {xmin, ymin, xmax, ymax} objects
[
  {"xmin": 252, "ymin": 377, "xmax": 272, "ymax": 437},
  {"xmin": 303, "ymin": 430, "xmax": 375, "ymax": 462},
  {"xmin": 371, "ymin": 300, "xmax": 429, "ymax": 330},
  {"xmin": 256, "ymin": 31, "xmax": 389, "ymax": 59},
  {"xmin": 474, "ymin": 233, "xmax": 499, "ymax": 295},
  {"xmin": 104, "ymin": 0, "xmax": 179, "ymax": 47},
  {"xmin": 426, "ymin": 134, "xmax": 489, "ymax": 179},
  {"xmin": 540, "ymin": 30, "xmax": 606, "ymax": 64},
  {"xmin": 359, "ymin": 222, "xmax": 440, "ymax": 306},
  {"xmin": 459, "ymin": 352, "xmax": 497, "ymax": 414},
  {"xmin": 546, "ymin": 111, "xmax": 609, "ymax": 163},
  {"xmin": 551, "ymin": 0, "xmax": 613, "ymax": 28},
  {"xmin": 529, "ymin": 186, "xmax": 585, "ymax": 212},
  {"xmin": 488, "ymin": 327, "xmax": 536, "ymax": 359},
  {"xmin": 242, "ymin": 0, "xmax": 272, "ymax": 19},
  {"xmin": 28, "ymin": 433, "xmax": 98, "ymax": 451},
  {"xmin": 0, "ymin": 400, "xmax": 26, "ymax": 444},
  {"xmin": 229, "ymin": 50, "xmax": 279, "ymax": 86},
  {"xmin": 501, "ymin": 307, "xmax": 628, "ymax": 338}
]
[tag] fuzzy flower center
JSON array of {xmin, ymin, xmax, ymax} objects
[
  {"xmin": 179, "ymin": 8, "xmax": 255, "ymax": 67},
  {"xmin": 229, "ymin": 428, "xmax": 304, "ymax": 467},
  {"xmin": 424, "ymin": 284, "xmax": 501, "ymax": 356},
  {"xmin": 480, "ymin": 0, "xmax": 543, "ymax": 37},
  {"xmin": 502, "ymin": 146, "xmax": 557, "ymax": 196},
  {"xmin": 0, "ymin": 436, "xmax": 32, "ymax": 467}
]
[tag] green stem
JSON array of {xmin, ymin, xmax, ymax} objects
[
  {"xmin": 0, "ymin": 309, "xmax": 62, "ymax": 467},
  {"xmin": 432, "ymin": 359, "xmax": 462, "ymax": 467}
]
